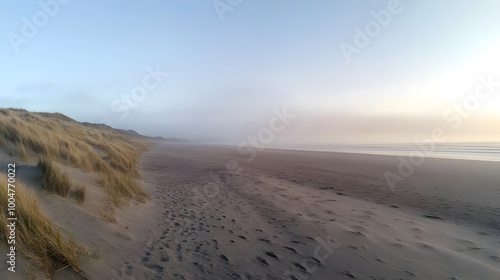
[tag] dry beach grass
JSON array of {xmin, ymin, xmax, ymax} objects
[
  {"xmin": 0, "ymin": 108, "xmax": 152, "ymax": 278},
  {"xmin": 0, "ymin": 108, "xmax": 148, "ymax": 206},
  {"xmin": 38, "ymin": 157, "xmax": 71, "ymax": 197},
  {"xmin": 0, "ymin": 174, "xmax": 88, "ymax": 278}
]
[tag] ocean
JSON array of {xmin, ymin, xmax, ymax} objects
[{"xmin": 277, "ymin": 143, "xmax": 500, "ymax": 162}]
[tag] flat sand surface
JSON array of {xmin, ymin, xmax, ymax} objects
[{"xmin": 107, "ymin": 144, "xmax": 500, "ymax": 280}]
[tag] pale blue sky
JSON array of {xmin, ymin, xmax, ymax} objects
[{"xmin": 1, "ymin": 1, "xmax": 499, "ymax": 143}]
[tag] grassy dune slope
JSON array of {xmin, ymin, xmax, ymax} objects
[
  {"xmin": 0, "ymin": 108, "xmax": 149, "ymax": 205},
  {"xmin": 0, "ymin": 174, "xmax": 88, "ymax": 277},
  {"xmin": 0, "ymin": 108, "xmax": 153, "ymax": 277}
]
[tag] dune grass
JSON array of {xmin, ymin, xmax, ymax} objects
[
  {"xmin": 75, "ymin": 185, "xmax": 86, "ymax": 205},
  {"xmin": 0, "ymin": 108, "xmax": 150, "ymax": 276},
  {"xmin": 0, "ymin": 108, "xmax": 149, "ymax": 206},
  {"xmin": 38, "ymin": 157, "xmax": 71, "ymax": 197},
  {"xmin": 0, "ymin": 174, "xmax": 87, "ymax": 277}
]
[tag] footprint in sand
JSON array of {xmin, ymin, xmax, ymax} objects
[
  {"xmin": 284, "ymin": 246, "xmax": 298, "ymax": 254},
  {"xmin": 255, "ymin": 256, "xmax": 268, "ymax": 265},
  {"xmin": 265, "ymin": 251, "xmax": 278, "ymax": 259}
]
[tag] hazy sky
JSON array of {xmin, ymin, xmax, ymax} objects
[{"xmin": 1, "ymin": 1, "xmax": 499, "ymax": 144}]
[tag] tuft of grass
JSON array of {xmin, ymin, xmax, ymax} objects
[
  {"xmin": 38, "ymin": 157, "xmax": 71, "ymax": 197},
  {"xmin": 0, "ymin": 138, "xmax": 30, "ymax": 161},
  {"xmin": 0, "ymin": 174, "xmax": 87, "ymax": 278},
  {"xmin": 75, "ymin": 185, "xmax": 86, "ymax": 205},
  {"xmin": 100, "ymin": 169, "xmax": 148, "ymax": 206},
  {"xmin": 19, "ymin": 142, "xmax": 30, "ymax": 161}
]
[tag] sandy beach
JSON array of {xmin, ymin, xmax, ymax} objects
[
  {"xmin": 3, "ymin": 1, "xmax": 500, "ymax": 279},
  {"xmin": 1, "ymin": 139, "xmax": 499, "ymax": 279},
  {"xmin": 93, "ymin": 143, "xmax": 500, "ymax": 280}
]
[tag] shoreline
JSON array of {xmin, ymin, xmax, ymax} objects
[{"xmin": 203, "ymin": 143, "xmax": 500, "ymax": 163}]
